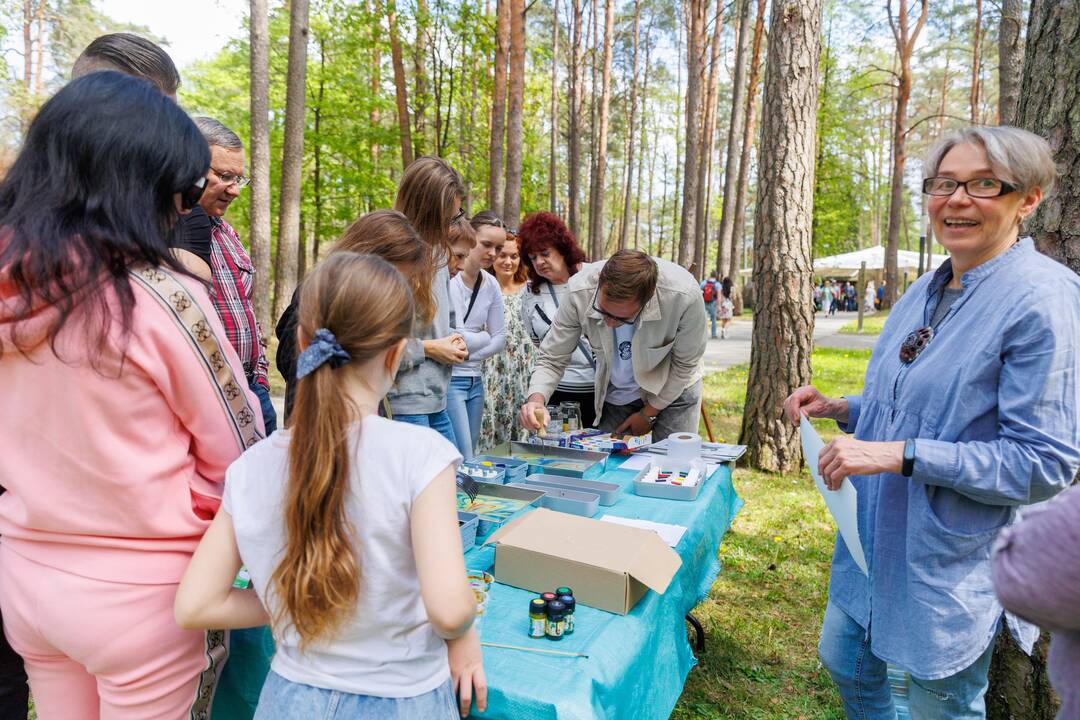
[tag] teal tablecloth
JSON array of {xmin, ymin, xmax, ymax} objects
[{"xmin": 466, "ymin": 457, "xmax": 743, "ymax": 720}]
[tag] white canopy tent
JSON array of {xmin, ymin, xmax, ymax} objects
[{"xmin": 739, "ymin": 245, "xmax": 949, "ymax": 280}]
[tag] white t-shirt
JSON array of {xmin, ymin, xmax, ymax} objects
[
  {"xmin": 449, "ymin": 271, "xmax": 507, "ymax": 377},
  {"xmin": 222, "ymin": 416, "xmax": 462, "ymax": 698},
  {"xmin": 606, "ymin": 322, "xmax": 641, "ymax": 405}
]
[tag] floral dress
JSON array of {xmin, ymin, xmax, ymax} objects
[{"xmin": 477, "ymin": 286, "xmax": 535, "ymax": 452}]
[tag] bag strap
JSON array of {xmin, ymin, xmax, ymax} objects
[
  {"xmin": 129, "ymin": 264, "xmax": 265, "ymax": 452},
  {"xmin": 533, "ymin": 298, "xmax": 596, "ymax": 370},
  {"xmin": 463, "ymin": 272, "xmax": 483, "ymax": 324}
]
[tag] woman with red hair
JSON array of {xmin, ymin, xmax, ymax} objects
[{"xmin": 518, "ymin": 212, "xmax": 597, "ymax": 429}]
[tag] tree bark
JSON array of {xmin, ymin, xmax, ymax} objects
[
  {"xmin": 740, "ymin": 0, "xmax": 822, "ymax": 473},
  {"xmin": 412, "ymin": 0, "xmax": 431, "ymax": 155},
  {"xmin": 999, "ymin": 0, "xmax": 1025, "ymax": 126},
  {"xmin": 273, "ymin": 0, "xmax": 309, "ymax": 319},
  {"xmin": 728, "ymin": 0, "xmax": 766, "ymax": 315},
  {"xmin": 503, "ymin": 0, "xmax": 526, "ymax": 227},
  {"xmin": 387, "ymin": 0, "xmax": 414, "ymax": 168},
  {"xmin": 618, "ymin": 0, "xmax": 642, "ymax": 251},
  {"xmin": 489, "ymin": 0, "xmax": 510, "ymax": 215},
  {"xmin": 369, "ymin": 0, "xmax": 381, "ymax": 171},
  {"xmin": 587, "ymin": 0, "xmax": 614, "ymax": 259},
  {"xmin": 678, "ymin": 0, "xmax": 708, "ymax": 268},
  {"xmin": 883, "ymin": 0, "xmax": 928, "ymax": 309},
  {"xmin": 715, "ymin": 0, "xmax": 752, "ymax": 279},
  {"xmin": 308, "ymin": 39, "xmax": 325, "ymax": 273},
  {"xmin": 567, "ymin": 0, "xmax": 585, "ymax": 239},
  {"xmin": 249, "ymin": 0, "xmax": 273, "ymax": 331},
  {"xmin": 695, "ymin": 0, "xmax": 723, "ymax": 278},
  {"xmin": 550, "ymin": 0, "xmax": 560, "ymax": 214},
  {"xmin": 971, "ymin": 0, "xmax": 983, "ymax": 124}
]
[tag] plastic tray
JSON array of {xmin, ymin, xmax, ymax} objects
[
  {"xmin": 460, "ymin": 461, "xmax": 507, "ymax": 485},
  {"xmin": 458, "ymin": 511, "xmax": 479, "ymax": 552},
  {"xmin": 510, "ymin": 483, "xmax": 601, "ymax": 518},
  {"xmin": 631, "ymin": 461, "xmax": 706, "ymax": 501},
  {"xmin": 459, "ymin": 481, "xmax": 547, "ymax": 540},
  {"xmin": 521, "ymin": 473, "xmax": 622, "ymax": 506},
  {"xmin": 509, "ymin": 441, "xmax": 608, "ymax": 480},
  {"xmin": 471, "ymin": 455, "xmax": 530, "ymax": 483}
]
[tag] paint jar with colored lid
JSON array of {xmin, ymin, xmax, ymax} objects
[
  {"xmin": 529, "ymin": 599, "xmax": 548, "ymax": 638},
  {"xmin": 541, "ymin": 591, "xmax": 557, "ymax": 605},
  {"xmin": 555, "ymin": 586, "xmax": 573, "ymax": 597},
  {"xmin": 558, "ymin": 594, "xmax": 576, "ymax": 635},
  {"xmin": 545, "ymin": 600, "xmax": 567, "ymax": 641}
]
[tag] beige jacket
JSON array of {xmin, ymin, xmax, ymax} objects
[{"xmin": 526, "ymin": 257, "xmax": 707, "ymax": 416}]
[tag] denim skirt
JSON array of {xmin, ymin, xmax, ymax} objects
[{"xmin": 254, "ymin": 671, "xmax": 459, "ymax": 720}]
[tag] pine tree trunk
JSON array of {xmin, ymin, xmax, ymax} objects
[
  {"xmin": 739, "ymin": 0, "xmax": 822, "ymax": 473},
  {"xmin": 369, "ymin": 0, "xmax": 381, "ymax": 171},
  {"xmin": 678, "ymin": 0, "xmax": 708, "ymax": 268},
  {"xmin": 567, "ymin": 0, "xmax": 584, "ymax": 239},
  {"xmin": 387, "ymin": 0, "xmax": 413, "ymax": 168},
  {"xmin": 883, "ymin": 0, "xmax": 928, "ymax": 309},
  {"xmin": 550, "ymin": 0, "xmax": 560, "ymax": 214},
  {"xmin": 503, "ymin": 0, "xmax": 526, "ymax": 227},
  {"xmin": 249, "ymin": 0, "xmax": 273, "ymax": 331},
  {"xmin": 273, "ymin": 0, "xmax": 309, "ymax": 319},
  {"xmin": 728, "ymin": 0, "xmax": 765, "ymax": 315},
  {"xmin": 971, "ymin": 0, "xmax": 983, "ymax": 124},
  {"xmin": 998, "ymin": 0, "xmax": 1025, "ymax": 126},
  {"xmin": 618, "ymin": 0, "xmax": 642, "ymax": 251},
  {"xmin": 412, "ymin": 0, "xmax": 431, "ymax": 156},
  {"xmin": 489, "ymin": 0, "xmax": 510, "ymax": 215},
  {"xmin": 587, "ymin": 0, "xmax": 614, "ymax": 259},
  {"xmin": 715, "ymin": 0, "xmax": 752, "ymax": 279},
  {"xmin": 695, "ymin": 0, "xmax": 723, "ymax": 279}
]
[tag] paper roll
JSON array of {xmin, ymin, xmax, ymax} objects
[{"xmin": 667, "ymin": 432, "xmax": 702, "ymax": 468}]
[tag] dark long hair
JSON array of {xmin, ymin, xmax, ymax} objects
[{"xmin": 0, "ymin": 71, "xmax": 210, "ymax": 359}]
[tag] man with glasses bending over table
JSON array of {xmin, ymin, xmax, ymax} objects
[{"xmin": 519, "ymin": 249, "xmax": 707, "ymax": 441}]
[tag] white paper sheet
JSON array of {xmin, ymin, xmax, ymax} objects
[
  {"xmin": 800, "ymin": 415, "xmax": 868, "ymax": 575},
  {"xmin": 599, "ymin": 515, "xmax": 688, "ymax": 547}
]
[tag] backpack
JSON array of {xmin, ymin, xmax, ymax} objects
[{"xmin": 702, "ymin": 281, "xmax": 717, "ymax": 303}]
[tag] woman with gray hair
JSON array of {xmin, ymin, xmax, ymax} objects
[{"xmin": 784, "ymin": 125, "xmax": 1080, "ymax": 719}]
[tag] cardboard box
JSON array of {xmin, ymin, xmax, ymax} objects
[{"xmin": 483, "ymin": 508, "xmax": 683, "ymax": 615}]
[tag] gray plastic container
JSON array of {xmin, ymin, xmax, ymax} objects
[
  {"xmin": 471, "ymin": 455, "xmax": 530, "ymax": 483},
  {"xmin": 522, "ymin": 474, "xmax": 622, "ymax": 506},
  {"xmin": 509, "ymin": 441, "xmax": 608, "ymax": 479},
  {"xmin": 630, "ymin": 462, "xmax": 706, "ymax": 501},
  {"xmin": 462, "ymin": 482, "xmax": 548, "ymax": 540},
  {"xmin": 511, "ymin": 483, "xmax": 601, "ymax": 518},
  {"xmin": 458, "ymin": 511, "xmax": 479, "ymax": 552}
]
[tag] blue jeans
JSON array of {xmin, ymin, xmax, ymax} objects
[
  {"xmin": 818, "ymin": 601, "xmax": 997, "ymax": 720},
  {"xmin": 703, "ymin": 300, "xmax": 717, "ymax": 338},
  {"xmin": 447, "ymin": 376, "xmax": 485, "ymax": 460},
  {"xmin": 249, "ymin": 379, "xmax": 278, "ymax": 435},
  {"xmin": 254, "ymin": 671, "xmax": 458, "ymax": 720},
  {"xmin": 393, "ymin": 409, "xmax": 458, "ymax": 448}
]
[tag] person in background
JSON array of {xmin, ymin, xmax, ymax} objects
[
  {"xmin": 175, "ymin": 253, "xmax": 486, "ymax": 719},
  {"xmin": 992, "ymin": 484, "xmax": 1080, "ymax": 719},
  {"xmin": 447, "ymin": 217, "xmax": 506, "ymax": 459},
  {"xmin": 388, "ymin": 157, "xmax": 469, "ymax": 445},
  {"xmin": 876, "ymin": 280, "xmax": 886, "ymax": 310},
  {"xmin": 520, "ymin": 249, "xmax": 707, "ymax": 442},
  {"xmin": 845, "ymin": 281, "xmax": 857, "ymax": 311},
  {"xmin": 700, "ymin": 273, "xmax": 721, "ymax": 339},
  {"xmin": 276, "ymin": 211, "xmax": 435, "ymax": 422},
  {"xmin": 518, "ymin": 212, "xmax": 597, "ymax": 429},
  {"xmin": 0, "ymin": 71, "xmax": 260, "ymax": 720},
  {"xmin": 717, "ymin": 277, "xmax": 735, "ymax": 339},
  {"xmin": 192, "ymin": 118, "xmax": 276, "ymax": 438},
  {"xmin": 477, "ymin": 219, "xmax": 534, "ymax": 452},
  {"xmin": 864, "ymin": 280, "xmax": 876, "ymax": 314},
  {"xmin": 785, "ymin": 125, "xmax": 1080, "ymax": 719}
]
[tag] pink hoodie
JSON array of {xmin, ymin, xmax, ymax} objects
[{"xmin": 0, "ymin": 269, "xmax": 262, "ymax": 584}]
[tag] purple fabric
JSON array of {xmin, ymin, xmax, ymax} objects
[{"xmin": 992, "ymin": 485, "xmax": 1080, "ymax": 718}]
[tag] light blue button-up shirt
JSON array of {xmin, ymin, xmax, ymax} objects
[{"xmin": 830, "ymin": 238, "xmax": 1080, "ymax": 680}]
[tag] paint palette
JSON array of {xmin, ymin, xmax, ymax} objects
[
  {"xmin": 632, "ymin": 460, "xmax": 707, "ymax": 501},
  {"xmin": 509, "ymin": 442, "xmax": 608, "ymax": 480},
  {"xmin": 457, "ymin": 481, "xmax": 547, "ymax": 539}
]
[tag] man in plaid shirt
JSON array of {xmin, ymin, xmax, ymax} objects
[{"xmin": 193, "ymin": 117, "xmax": 277, "ymax": 434}]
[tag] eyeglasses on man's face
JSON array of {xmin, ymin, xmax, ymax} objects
[
  {"xmin": 211, "ymin": 167, "xmax": 251, "ymax": 189},
  {"xmin": 922, "ymin": 176, "xmax": 1018, "ymax": 198},
  {"xmin": 591, "ymin": 288, "xmax": 642, "ymax": 326}
]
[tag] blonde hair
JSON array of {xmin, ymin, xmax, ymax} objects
[
  {"xmin": 393, "ymin": 156, "xmax": 466, "ymax": 256},
  {"xmin": 272, "ymin": 252, "xmax": 414, "ymax": 649},
  {"xmin": 925, "ymin": 126, "xmax": 1057, "ymax": 197},
  {"xmin": 331, "ymin": 210, "xmax": 435, "ymax": 326}
]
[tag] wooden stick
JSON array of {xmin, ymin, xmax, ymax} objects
[
  {"xmin": 481, "ymin": 641, "xmax": 588, "ymax": 658},
  {"xmin": 534, "ymin": 407, "xmax": 547, "ymax": 437}
]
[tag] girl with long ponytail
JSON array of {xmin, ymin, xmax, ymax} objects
[{"xmin": 176, "ymin": 252, "xmax": 487, "ymax": 718}]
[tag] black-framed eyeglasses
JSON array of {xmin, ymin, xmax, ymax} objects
[
  {"xmin": 180, "ymin": 176, "xmax": 208, "ymax": 210},
  {"xmin": 591, "ymin": 288, "xmax": 642, "ymax": 325},
  {"xmin": 211, "ymin": 167, "xmax": 251, "ymax": 189},
  {"xmin": 449, "ymin": 207, "xmax": 467, "ymax": 224},
  {"xmin": 922, "ymin": 176, "xmax": 1018, "ymax": 198},
  {"xmin": 899, "ymin": 326, "xmax": 934, "ymax": 363}
]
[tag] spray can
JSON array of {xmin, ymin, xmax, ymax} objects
[
  {"xmin": 545, "ymin": 600, "xmax": 566, "ymax": 640},
  {"xmin": 558, "ymin": 593, "xmax": 576, "ymax": 635},
  {"xmin": 529, "ymin": 599, "xmax": 548, "ymax": 638}
]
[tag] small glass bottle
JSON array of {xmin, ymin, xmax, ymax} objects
[
  {"xmin": 545, "ymin": 600, "xmax": 566, "ymax": 641},
  {"xmin": 529, "ymin": 599, "xmax": 548, "ymax": 638},
  {"xmin": 557, "ymin": 594, "xmax": 576, "ymax": 635}
]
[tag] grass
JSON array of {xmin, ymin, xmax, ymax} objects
[
  {"xmin": 838, "ymin": 310, "xmax": 889, "ymax": 336},
  {"xmin": 673, "ymin": 347, "xmax": 872, "ymax": 719}
]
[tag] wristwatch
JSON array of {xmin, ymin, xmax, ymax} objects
[
  {"xmin": 902, "ymin": 439, "xmax": 916, "ymax": 477},
  {"xmin": 638, "ymin": 409, "xmax": 658, "ymax": 426}
]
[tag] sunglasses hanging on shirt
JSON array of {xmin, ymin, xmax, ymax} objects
[{"xmin": 180, "ymin": 176, "xmax": 208, "ymax": 211}]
